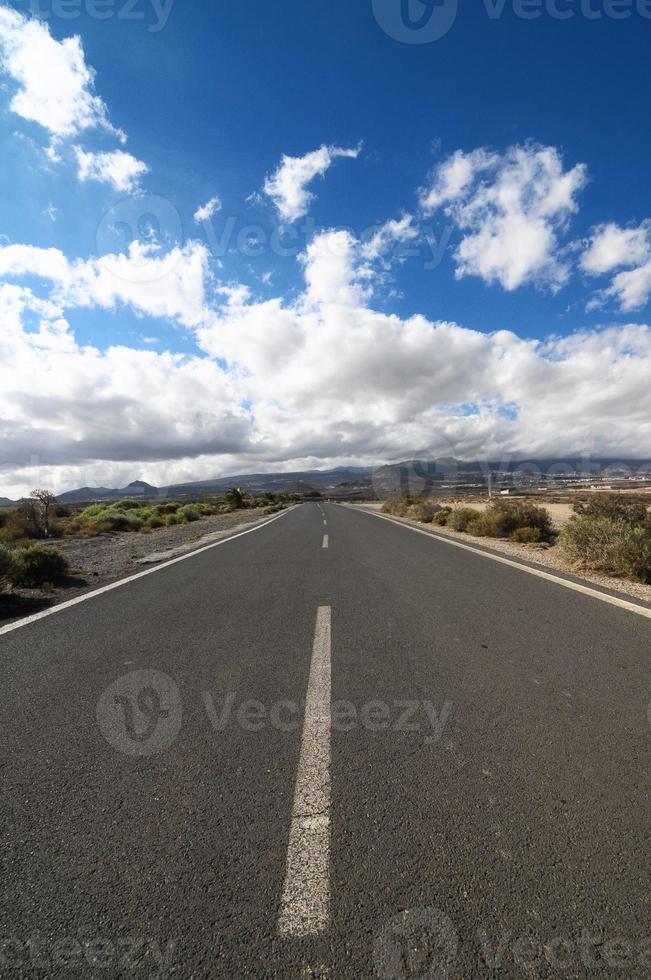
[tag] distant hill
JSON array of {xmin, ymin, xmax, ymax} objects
[
  {"xmin": 0, "ymin": 497, "xmax": 15, "ymax": 507},
  {"xmin": 57, "ymin": 480, "xmax": 159, "ymax": 504},
  {"xmin": 55, "ymin": 470, "xmax": 374, "ymax": 503},
  {"xmin": 22, "ymin": 456, "xmax": 651, "ymax": 505}
]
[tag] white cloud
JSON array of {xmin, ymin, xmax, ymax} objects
[
  {"xmin": 420, "ymin": 143, "xmax": 587, "ymax": 291},
  {"xmin": 420, "ymin": 149, "xmax": 497, "ymax": 214},
  {"xmin": 0, "ymin": 240, "xmax": 210, "ymax": 328},
  {"xmin": 0, "ymin": 282, "xmax": 250, "ymax": 496},
  {"xmin": 75, "ymin": 148, "xmax": 149, "ymax": 193},
  {"xmin": 597, "ymin": 260, "xmax": 651, "ymax": 313},
  {"xmin": 263, "ymin": 142, "xmax": 362, "ymax": 222},
  {"xmin": 580, "ymin": 222, "xmax": 650, "ymax": 276},
  {"xmin": 3, "ymin": 225, "xmax": 651, "ymax": 497},
  {"xmin": 361, "ymin": 214, "xmax": 419, "ymax": 262},
  {"xmin": 194, "ymin": 228, "xmax": 651, "ymax": 470},
  {"xmin": 581, "ymin": 222, "xmax": 651, "ymax": 312},
  {"xmin": 0, "ymin": 7, "xmax": 121, "ymax": 141},
  {"xmin": 300, "ymin": 229, "xmax": 373, "ymax": 307},
  {"xmin": 194, "ymin": 196, "xmax": 222, "ymax": 223}
]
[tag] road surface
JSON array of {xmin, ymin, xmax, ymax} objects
[{"xmin": 1, "ymin": 503, "xmax": 649, "ymax": 978}]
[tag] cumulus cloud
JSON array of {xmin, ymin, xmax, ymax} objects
[
  {"xmin": 0, "ymin": 7, "xmax": 121, "ymax": 141},
  {"xmin": 263, "ymin": 142, "xmax": 362, "ymax": 222},
  {"xmin": 3, "ymin": 227, "xmax": 651, "ymax": 497},
  {"xmin": 194, "ymin": 228, "xmax": 651, "ymax": 470},
  {"xmin": 194, "ymin": 196, "xmax": 222, "ymax": 223},
  {"xmin": 300, "ymin": 229, "xmax": 374, "ymax": 307},
  {"xmin": 420, "ymin": 149, "xmax": 497, "ymax": 214},
  {"xmin": 581, "ymin": 221, "xmax": 651, "ymax": 312},
  {"xmin": 0, "ymin": 240, "xmax": 210, "ymax": 328},
  {"xmin": 75, "ymin": 148, "xmax": 149, "ymax": 192},
  {"xmin": 0, "ymin": 282, "xmax": 251, "ymax": 496},
  {"xmin": 361, "ymin": 214, "xmax": 420, "ymax": 262},
  {"xmin": 581, "ymin": 222, "xmax": 650, "ymax": 275},
  {"xmin": 421, "ymin": 143, "xmax": 587, "ymax": 291}
]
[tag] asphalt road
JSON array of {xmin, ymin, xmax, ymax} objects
[{"xmin": 0, "ymin": 503, "xmax": 649, "ymax": 979}]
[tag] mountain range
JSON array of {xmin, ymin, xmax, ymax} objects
[{"xmin": 1, "ymin": 456, "xmax": 650, "ymax": 507}]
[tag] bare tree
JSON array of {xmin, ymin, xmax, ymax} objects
[{"xmin": 30, "ymin": 489, "xmax": 57, "ymax": 538}]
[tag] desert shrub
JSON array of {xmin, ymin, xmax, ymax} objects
[
  {"xmin": 465, "ymin": 514, "xmax": 496, "ymax": 536},
  {"xmin": 147, "ymin": 515, "xmax": 165, "ymax": 529},
  {"xmin": 0, "ymin": 543, "xmax": 16, "ymax": 589},
  {"xmin": 448, "ymin": 507, "xmax": 482, "ymax": 532},
  {"xmin": 432, "ymin": 508, "xmax": 452, "ymax": 526},
  {"xmin": 78, "ymin": 504, "xmax": 106, "ymax": 520},
  {"xmin": 510, "ymin": 526, "xmax": 544, "ymax": 544},
  {"xmin": 472, "ymin": 499, "xmax": 554, "ymax": 540},
  {"xmin": 9, "ymin": 546, "xmax": 69, "ymax": 588},
  {"xmin": 559, "ymin": 517, "xmax": 651, "ymax": 582},
  {"xmin": 105, "ymin": 513, "xmax": 131, "ymax": 532},
  {"xmin": 113, "ymin": 499, "xmax": 141, "ymax": 511},
  {"xmin": 381, "ymin": 494, "xmax": 413, "ymax": 517},
  {"xmin": 165, "ymin": 513, "xmax": 181, "ymax": 526},
  {"xmin": 79, "ymin": 519, "xmax": 112, "ymax": 536},
  {"xmin": 0, "ymin": 507, "xmax": 41, "ymax": 542},
  {"xmin": 178, "ymin": 505, "xmax": 201, "ymax": 523},
  {"xmin": 159, "ymin": 502, "xmax": 179, "ymax": 515},
  {"xmin": 572, "ymin": 493, "xmax": 648, "ymax": 527},
  {"xmin": 406, "ymin": 501, "xmax": 440, "ymax": 524}
]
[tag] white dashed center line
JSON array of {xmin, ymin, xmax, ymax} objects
[
  {"xmin": 322, "ymin": 535, "xmax": 329, "ymax": 549},
  {"xmin": 278, "ymin": 606, "xmax": 331, "ymax": 938}
]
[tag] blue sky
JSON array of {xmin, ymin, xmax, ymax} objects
[{"xmin": 0, "ymin": 0, "xmax": 650, "ymax": 494}]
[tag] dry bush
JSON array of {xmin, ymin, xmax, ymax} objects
[{"xmin": 559, "ymin": 517, "xmax": 651, "ymax": 582}]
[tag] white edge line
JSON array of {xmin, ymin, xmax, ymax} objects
[
  {"xmin": 356, "ymin": 507, "xmax": 651, "ymax": 622},
  {"xmin": 0, "ymin": 507, "xmax": 295, "ymax": 638}
]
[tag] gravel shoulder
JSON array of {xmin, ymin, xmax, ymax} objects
[
  {"xmin": 0, "ymin": 508, "xmax": 273, "ymax": 625},
  {"xmin": 350, "ymin": 502, "xmax": 651, "ymax": 606}
]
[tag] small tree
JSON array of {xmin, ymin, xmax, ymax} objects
[
  {"xmin": 30, "ymin": 489, "xmax": 57, "ymax": 537},
  {"xmin": 224, "ymin": 487, "xmax": 247, "ymax": 510}
]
